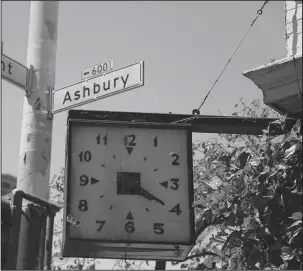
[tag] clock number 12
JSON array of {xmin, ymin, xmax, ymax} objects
[{"xmin": 124, "ymin": 134, "xmax": 136, "ymax": 146}]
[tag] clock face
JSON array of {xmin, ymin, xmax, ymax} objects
[{"xmin": 65, "ymin": 121, "xmax": 194, "ymax": 244}]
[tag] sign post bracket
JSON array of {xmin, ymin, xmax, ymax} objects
[
  {"xmin": 25, "ymin": 65, "xmax": 34, "ymax": 97},
  {"xmin": 47, "ymin": 86, "xmax": 54, "ymax": 120}
]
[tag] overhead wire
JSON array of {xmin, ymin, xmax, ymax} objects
[{"xmin": 172, "ymin": 0, "xmax": 270, "ymax": 124}]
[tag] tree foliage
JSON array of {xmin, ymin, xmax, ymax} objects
[{"xmin": 181, "ymin": 99, "xmax": 302, "ymax": 270}]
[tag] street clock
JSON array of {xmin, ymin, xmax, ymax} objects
[{"xmin": 62, "ymin": 115, "xmax": 195, "ymax": 261}]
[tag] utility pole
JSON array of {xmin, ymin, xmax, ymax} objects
[{"xmin": 16, "ymin": 1, "xmax": 59, "ymax": 269}]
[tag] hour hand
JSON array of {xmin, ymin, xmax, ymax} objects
[{"xmin": 139, "ymin": 187, "xmax": 165, "ymax": 206}]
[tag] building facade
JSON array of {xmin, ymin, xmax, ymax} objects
[{"xmin": 243, "ymin": 1, "xmax": 302, "ymax": 118}]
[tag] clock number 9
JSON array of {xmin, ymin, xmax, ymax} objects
[
  {"xmin": 171, "ymin": 153, "xmax": 180, "ymax": 165},
  {"xmin": 154, "ymin": 223, "xmax": 164, "ymax": 235},
  {"xmin": 80, "ymin": 175, "xmax": 89, "ymax": 186},
  {"xmin": 79, "ymin": 151, "xmax": 91, "ymax": 162},
  {"xmin": 78, "ymin": 200, "xmax": 88, "ymax": 211},
  {"xmin": 125, "ymin": 221, "xmax": 135, "ymax": 233}
]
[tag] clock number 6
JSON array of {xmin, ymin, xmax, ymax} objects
[
  {"xmin": 125, "ymin": 221, "xmax": 135, "ymax": 233},
  {"xmin": 154, "ymin": 223, "xmax": 164, "ymax": 235},
  {"xmin": 78, "ymin": 200, "xmax": 88, "ymax": 211},
  {"xmin": 171, "ymin": 153, "xmax": 179, "ymax": 165}
]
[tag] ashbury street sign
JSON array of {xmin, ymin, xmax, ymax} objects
[
  {"xmin": 1, "ymin": 54, "xmax": 29, "ymax": 90},
  {"xmin": 52, "ymin": 61, "xmax": 144, "ymax": 114}
]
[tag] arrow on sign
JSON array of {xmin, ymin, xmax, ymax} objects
[
  {"xmin": 126, "ymin": 147, "xmax": 133, "ymax": 155},
  {"xmin": 91, "ymin": 177, "xmax": 100, "ymax": 185},
  {"xmin": 160, "ymin": 181, "xmax": 168, "ymax": 188}
]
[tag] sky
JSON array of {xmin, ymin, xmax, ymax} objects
[{"xmin": 1, "ymin": 1, "xmax": 288, "ymax": 269}]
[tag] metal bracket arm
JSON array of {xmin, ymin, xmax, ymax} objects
[{"xmin": 47, "ymin": 86, "xmax": 54, "ymax": 120}]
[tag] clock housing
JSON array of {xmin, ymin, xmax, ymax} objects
[{"xmin": 62, "ymin": 113, "xmax": 195, "ymax": 261}]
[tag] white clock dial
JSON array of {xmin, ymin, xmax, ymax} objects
[{"xmin": 66, "ymin": 122, "xmax": 193, "ymax": 244}]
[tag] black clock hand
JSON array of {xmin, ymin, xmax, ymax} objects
[{"xmin": 139, "ymin": 187, "xmax": 165, "ymax": 206}]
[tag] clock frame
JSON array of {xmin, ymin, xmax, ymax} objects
[{"xmin": 62, "ymin": 113, "xmax": 195, "ymax": 261}]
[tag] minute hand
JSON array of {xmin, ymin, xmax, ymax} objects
[{"xmin": 139, "ymin": 187, "xmax": 165, "ymax": 206}]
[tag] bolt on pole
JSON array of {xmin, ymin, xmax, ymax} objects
[{"xmin": 16, "ymin": 1, "xmax": 59, "ymax": 269}]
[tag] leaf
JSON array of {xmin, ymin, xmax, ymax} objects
[
  {"xmin": 281, "ymin": 247, "xmax": 295, "ymax": 261},
  {"xmin": 284, "ymin": 145, "xmax": 297, "ymax": 159},
  {"xmin": 287, "ymin": 220, "xmax": 302, "ymax": 229},
  {"xmin": 249, "ymin": 158, "xmax": 260, "ymax": 166},
  {"xmin": 290, "ymin": 212, "xmax": 302, "ymax": 220},
  {"xmin": 238, "ymin": 151, "xmax": 251, "ymax": 168},
  {"xmin": 264, "ymin": 262, "xmax": 277, "ymax": 270},
  {"xmin": 181, "ymin": 263, "xmax": 188, "ymax": 269},
  {"xmin": 289, "ymin": 228, "xmax": 302, "ymax": 244},
  {"xmin": 270, "ymin": 134, "xmax": 285, "ymax": 145}
]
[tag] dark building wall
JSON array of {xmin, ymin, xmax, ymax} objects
[{"xmin": 1, "ymin": 174, "xmax": 17, "ymax": 196}]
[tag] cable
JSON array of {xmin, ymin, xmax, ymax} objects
[{"xmin": 187, "ymin": 0, "xmax": 270, "ymax": 118}]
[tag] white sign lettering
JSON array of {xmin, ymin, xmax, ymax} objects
[
  {"xmin": 52, "ymin": 61, "xmax": 144, "ymax": 114},
  {"xmin": 1, "ymin": 54, "xmax": 29, "ymax": 89}
]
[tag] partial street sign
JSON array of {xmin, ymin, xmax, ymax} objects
[
  {"xmin": 81, "ymin": 59, "xmax": 113, "ymax": 81},
  {"xmin": 52, "ymin": 61, "xmax": 144, "ymax": 114},
  {"xmin": 1, "ymin": 54, "xmax": 29, "ymax": 90}
]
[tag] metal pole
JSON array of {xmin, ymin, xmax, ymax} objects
[
  {"xmin": 6, "ymin": 192, "xmax": 23, "ymax": 270},
  {"xmin": 16, "ymin": 1, "xmax": 59, "ymax": 269},
  {"xmin": 38, "ymin": 212, "xmax": 47, "ymax": 270},
  {"xmin": 44, "ymin": 212, "xmax": 55, "ymax": 270}
]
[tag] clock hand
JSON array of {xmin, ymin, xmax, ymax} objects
[{"xmin": 139, "ymin": 187, "xmax": 166, "ymax": 206}]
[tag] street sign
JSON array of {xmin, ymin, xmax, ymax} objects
[
  {"xmin": 52, "ymin": 61, "xmax": 144, "ymax": 114},
  {"xmin": 81, "ymin": 59, "xmax": 113, "ymax": 80},
  {"xmin": 1, "ymin": 54, "xmax": 29, "ymax": 90}
]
